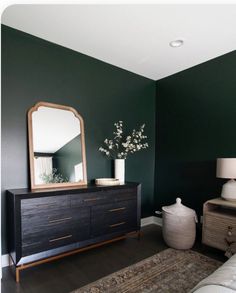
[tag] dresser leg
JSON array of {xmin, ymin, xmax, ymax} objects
[
  {"xmin": 138, "ymin": 230, "xmax": 142, "ymax": 240},
  {"xmin": 16, "ymin": 267, "xmax": 20, "ymax": 283}
]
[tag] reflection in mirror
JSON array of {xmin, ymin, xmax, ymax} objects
[{"xmin": 28, "ymin": 102, "xmax": 87, "ymax": 189}]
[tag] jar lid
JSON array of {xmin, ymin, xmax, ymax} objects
[{"xmin": 162, "ymin": 198, "xmax": 197, "ymax": 218}]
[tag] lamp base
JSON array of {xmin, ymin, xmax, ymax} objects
[{"xmin": 221, "ymin": 179, "xmax": 236, "ymax": 201}]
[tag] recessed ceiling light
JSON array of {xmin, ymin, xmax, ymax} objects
[{"xmin": 169, "ymin": 40, "xmax": 184, "ymax": 48}]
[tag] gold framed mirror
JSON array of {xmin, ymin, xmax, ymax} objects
[{"xmin": 28, "ymin": 102, "xmax": 87, "ymax": 189}]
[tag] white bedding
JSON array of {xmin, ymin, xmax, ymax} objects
[
  {"xmin": 192, "ymin": 254, "xmax": 236, "ymax": 292},
  {"xmin": 193, "ymin": 285, "xmax": 236, "ymax": 293}
]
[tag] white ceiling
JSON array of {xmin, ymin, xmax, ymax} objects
[
  {"xmin": 2, "ymin": 4, "xmax": 236, "ymax": 80},
  {"xmin": 32, "ymin": 106, "xmax": 81, "ymax": 153}
]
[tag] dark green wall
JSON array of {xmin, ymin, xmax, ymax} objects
[
  {"xmin": 54, "ymin": 135, "xmax": 82, "ymax": 182},
  {"xmin": 1, "ymin": 25, "xmax": 156, "ymax": 254},
  {"xmin": 155, "ymin": 51, "xmax": 236, "ymax": 215}
]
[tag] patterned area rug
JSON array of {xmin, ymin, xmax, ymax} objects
[{"xmin": 72, "ymin": 248, "xmax": 222, "ymax": 293}]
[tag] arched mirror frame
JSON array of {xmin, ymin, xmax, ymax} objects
[{"xmin": 28, "ymin": 101, "xmax": 87, "ymax": 190}]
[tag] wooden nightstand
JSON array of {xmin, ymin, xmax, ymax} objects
[{"xmin": 202, "ymin": 198, "xmax": 236, "ymax": 252}]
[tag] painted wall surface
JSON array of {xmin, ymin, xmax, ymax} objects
[
  {"xmin": 155, "ymin": 51, "xmax": 236, "ymax": 215},
  {"xmin": 1, "ymin": 25, "xmax": 156, "ymax": 254},
  {"xmin": 53, "ymin": 135, "xmax": 82, "ymax": 182}
]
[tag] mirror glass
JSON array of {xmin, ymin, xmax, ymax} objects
[{"xmin": 28, "ymin": 102, "xmax": 87, "ymax": 189}]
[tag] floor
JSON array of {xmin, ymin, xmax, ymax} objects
[{"xmin": 1, "ymin": 225, "xmax": 227, "ymax": 293}]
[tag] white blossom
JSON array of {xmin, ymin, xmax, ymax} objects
[{"xmin": 99, "ymin": 121, "xmax": 149, "ymax": 159}]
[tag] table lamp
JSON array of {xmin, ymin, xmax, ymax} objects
[{"xmin": 216, "ymin": 158, "xmax": 236, "ymax": 201}]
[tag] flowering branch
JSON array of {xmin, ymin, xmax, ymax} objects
[{"xmin": 99, "ymin": 121, "xmax": 148, "ymax": 159}]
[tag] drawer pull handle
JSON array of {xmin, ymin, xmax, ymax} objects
[
  {"xmin": 38, "ymin": 203, "xmax": 57, "ymax": 208},
  {"xmin": 49, "ymin": 217, "xmax": 72, "ymax": 223},
  {"xmin": 109, "ymin": 222, "xmax": 126, "ymax": 228},
  {"xmin": 108, "ymin": 207, "xmax": 126, "ymax": 212},
  {"xmin": 84, "ymin": 198, "xmax": 100, "ymax": 202},
  {"xmin": 49, "ymin": 234, "xmax": 72, "ymax": 242}
]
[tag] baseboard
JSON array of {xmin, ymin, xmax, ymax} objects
[
  {"xmin": 2, "ymin": 254, "xmax": 12, "ymax": 268},
  {"xmin": 152, "ymin": 216, "xmax": 163, "ymax": 226},
  {"xmin": 2, "ymin": 216, "xmax": 162, "ymax": 268},
  {"xmin": 141, "ymin": 216, "xmax": 162, "ymax": 227}
]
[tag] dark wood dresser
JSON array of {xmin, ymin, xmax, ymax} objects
[{"xmin": 7, "ymin": 182, "xmax": 141, "ymax": 282}]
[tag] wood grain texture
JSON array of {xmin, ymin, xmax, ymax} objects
[
  {"xmin": 22, "ymin": 207, "xmax": 90, "ymax": 256},
  {"xmin": 7, "ymin": 183, "xmax": 141, "ymax": 281},
  {"xmin": 91, "ymin": 199, "xmax": 137, "ymax": 237},
  {"xmin": 202, "ymin": 198, "xmax": 236, "ymax": 251},
  {"xmin": 21, "ymin": 195, "xmax": 70, "ymax": 215}
]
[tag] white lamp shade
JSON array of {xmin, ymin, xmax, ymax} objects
[{"xmin": 216, "ymin": 158, "xmax": 236, "ymax": 179}]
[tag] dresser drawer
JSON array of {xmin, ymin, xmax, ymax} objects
[
  {"xmin": 22, "ymin": 229, "xmax": 83, "ymax": 256},
  {"xmin": 22, "ymin": 207, "xmax": 89, "ymax": 235},
  {"xmin": 104, "ymin": 188, "xmax": 137, "ymax": 201},
  {"xmin": 71, "ymin": 191, "xmax": 105, "ymax": 207},
  {"xmin": 21, "ymin": 195, "xmax": 69, "ymax": 215},
  {"xmin": 91, "ymin": 217, "xmax": 137, "ymax": 237},
  {"xmin": 91, "ymin": 200, "xmax": 137, "ymax": 237},
  {"xmin": 102, "ymin": 187, "xmax": 137, "ymax": 202},
  {"xmin": 203, "ymin": 212, "xmax": 236, "ymax": 251},
  {"xmin": 91, "ymin": 199, "xmax": 137, "ymax": 221},
  {"xmin": 21, "ymin": 207, "xmax": 90, "ymax": 256},
  {"xmin": 71, "ymin": 187, "xmax": 137, "ymax": 208}
]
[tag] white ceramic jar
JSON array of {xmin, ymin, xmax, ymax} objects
[{"xmin": 162, "ymin": 198, "xmax": 198, "ymax": 250}]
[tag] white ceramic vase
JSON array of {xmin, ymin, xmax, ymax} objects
[{"xmin": 114, "ymin": 159, "xmax": 125, "ymax": 184}]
